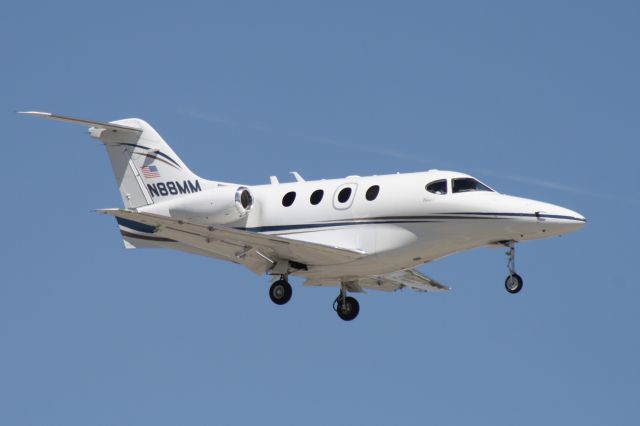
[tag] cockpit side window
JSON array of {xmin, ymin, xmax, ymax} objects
[
  {"xmin": 426, "ymin": 179, "xmax": 447, "ymax": 195},
  {"xmin": 452, "ymin": 178, "xmax": 493, "ymax": 193}
]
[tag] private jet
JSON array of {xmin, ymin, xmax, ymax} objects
[{"xmin": 20, "ymin": 111, "xmax": 586, "ymax": 321}]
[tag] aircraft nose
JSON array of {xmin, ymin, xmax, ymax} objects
[
  {"xmin": 571, "ymin": 210, "xmax": 586, "ymax": 223},
  {"xmin": 537, "ymin": 205, "xmax": 586, "ymax": 234}
]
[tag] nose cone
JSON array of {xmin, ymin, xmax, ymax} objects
[
  {"xmin": 536, "ymin": 204, "xmax": 586, "ymax": 235},
  {"xmin": 492, "ymin": 194, "xmax": 586, "ymax": 240}
]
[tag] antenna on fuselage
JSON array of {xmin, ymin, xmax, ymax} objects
[{"xmin": 290, "ymin": 171, "xmax": 305, "ymax": 182}]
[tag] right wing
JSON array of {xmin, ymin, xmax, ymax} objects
[{"xmin": 99, "ymin": 208, "xmax": 367, "ymax": 275}]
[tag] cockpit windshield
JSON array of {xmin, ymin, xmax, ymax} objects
[{"xmin": 452, "ymin": 178, "xmax": 493, "ymax": 193}]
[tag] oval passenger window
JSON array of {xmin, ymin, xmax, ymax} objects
[
  {"xmin": 337, "ymin": 187, "xmax": 352, "ymax": 203},
  {"xmin": 310, "ymin": 189, "xmax": 324, "ymax": 205},
  {"xmin": 282, "ymin": 191, "xmax": 296, "ymax": 207},
  {"xmin": 365, "ymin": 185, "xmax": 380, "ymax": 201}
]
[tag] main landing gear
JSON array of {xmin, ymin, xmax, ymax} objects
[
  {"xmin": 504, "ymin": 241, "xmax": 524, "ymax": 294},
  {"xmin": 333, "ymin": 285, "xmax": 360, "ymax": 321},
  {"xmin": 269, "ymin": 276, "xmax": 292, "ymax": 305},
  {"xmin": 267, "ymin": 274, "xmax": 360, "ymax": 321}
]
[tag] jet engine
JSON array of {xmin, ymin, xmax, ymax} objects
[{"xmin": 167, "ymin": 186, "xmax": 254, "ymax": 224}]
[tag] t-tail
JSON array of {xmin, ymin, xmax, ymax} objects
[
  {"xmin": 19, "ymin": 111, "xmax": 223, "ymax": 248},
  {"xmin": 19, "ymin": 111, "xmax": 219, "ymax": 208}
]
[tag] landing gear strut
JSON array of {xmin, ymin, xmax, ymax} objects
[
  {"xmin": 333, "ymin": 284, "xmax": 360, "ymax": 321},
  {"xmin": 269, "ymin": 276, "xmax": 292, "ymax": 305},
  {"xmin": 504, "ymin": 241, "xmax": 523, "ymax": 294}
]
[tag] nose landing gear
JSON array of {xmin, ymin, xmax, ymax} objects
[
  {"xmin": 505, "ymin": 273, "xmax": 523, "ymax": 294},
  {"xmin": 504, "ymin": 241, "xmax": 523, "ymax": 294}
]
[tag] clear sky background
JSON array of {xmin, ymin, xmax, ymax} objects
[{"xmin": 1, "ymin": 1, "xmax": 638, "ymax": 425}]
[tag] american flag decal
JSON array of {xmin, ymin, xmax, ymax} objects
[{"xmin": 141, "ymin": 165, "xmax": 161, "ymax": 179}]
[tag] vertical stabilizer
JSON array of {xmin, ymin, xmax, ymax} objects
[{"xmin": 97, "ymin": 118, "xmax": 215, "ymax": 208}]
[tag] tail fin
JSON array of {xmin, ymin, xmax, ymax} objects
[
  {"xmin": 19, "ymin": 112, "xmax": 217, "ymax": 208},
  {"xmin": 101, "ymin": 117, "xmax": 213, "ymax": 208}
]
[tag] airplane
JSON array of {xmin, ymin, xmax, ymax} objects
[{"xmin": 20, "ymin": 111, "xmax": 586, "ymax": 321}]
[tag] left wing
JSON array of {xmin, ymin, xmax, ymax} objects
[
  {"xmin": 305, "ymin": 268, "xmax": 450, "ymax": 293},
  {"xmin": 98, "ymin": 209, "xmax": 366, "ymax": 274}
]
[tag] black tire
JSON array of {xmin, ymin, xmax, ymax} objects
[
  {"xmin": 505, "ymin": 273, "xmax": 523, "ymax": 294},
  {"xmin": 269, "ymin": 279, "xmax": 292, "ymax": 305},
  {"xmin": 336, "ymin": 296, "xmax": 360, "ymax": 321}
]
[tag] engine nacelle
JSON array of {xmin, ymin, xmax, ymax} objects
[{"xmin": 166, "ymin": 186, "xmax": 254, "ymax": 224}]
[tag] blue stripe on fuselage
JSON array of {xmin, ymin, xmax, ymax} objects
[{"xmin": 114, "ymin": 212, "xmax": 583, "ymax": 236}]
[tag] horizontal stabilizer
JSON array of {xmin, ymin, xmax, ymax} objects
[{"xmin": 18, "ymin": 111, "xmax": 142, "ymax": 134}]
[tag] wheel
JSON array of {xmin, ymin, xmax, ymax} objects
[
  {"xmin": 335, "ymin": 296, "xmax": 360, "ymax": 321},
  {"xmin": 505, "ymin": 273, "xmax": 523, "ymax": 294},
  {"xmin": 269, "ymin": 279, "xmax": 292, "ymax": 305}
]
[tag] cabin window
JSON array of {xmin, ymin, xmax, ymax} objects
[
  {"xmin": 365, "ymin": 185, "xmax": 380, "ymax": 201},
  {"xmin": 452, "ymin": 178, "xmax": 492, "ymax": 193},
  {"xmin": 426, "ymin": 179, "xmax": 447, "ymax": 195},
  {"xmin": 337, "ymin": 187, "xmax": 352, "ymax": 203},
  {"xmin": 282, "ymin": 191, "xmax": 296, "ymax": 207},
  {"xmin": 310, "ymin": 189, "xmax": 324, "ymax": 205}
]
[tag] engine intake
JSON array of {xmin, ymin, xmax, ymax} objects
[{"xmin": 167, "ymin": 186, "xmax": 253, "ymax": 224}]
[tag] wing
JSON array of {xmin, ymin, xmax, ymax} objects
[
  {"xmin": 98, "ymin": 209, "xmax": 366, "ymax": 275},
  {"xmin": 304, "ymin": 268, "xmax": 450, "ymax": 293}
]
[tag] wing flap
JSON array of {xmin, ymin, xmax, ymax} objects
[
  {"xmin": 304, "ymin": 269, "xmax": 450, "ymax": 293},
  {"xmin": 375, "ymin": 269, "xmax": 450, "ymax": 292}
]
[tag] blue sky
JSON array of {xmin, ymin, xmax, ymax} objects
[{"xmin": 1, "ymin": 1, "xmax": 639, "ymax": 424}]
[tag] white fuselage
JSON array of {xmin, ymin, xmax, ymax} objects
[
  {"xmin": 20, "ymin": 111, "xmax": 588, "ymax": 319},
  {"xmin": 145, "ymin": 170, "xmax": 585, "ymax": 281}
]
